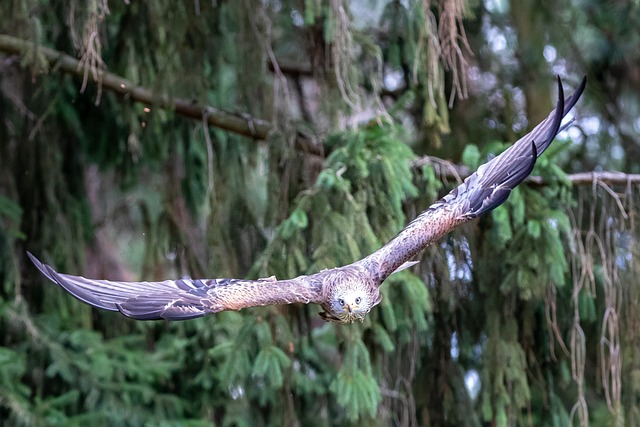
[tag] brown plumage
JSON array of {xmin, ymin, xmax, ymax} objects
[{"xmin": 28, "ymin": 77, "xmax": 586, "ymax": 323}]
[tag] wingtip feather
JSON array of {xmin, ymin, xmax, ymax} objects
[
  {"xmin": 28, "ymin": 252, "xmax": 114, "ymax": 310},
  {"xmin": 463, "ymin": 77, "xmax": 585, "ymax": 218}
]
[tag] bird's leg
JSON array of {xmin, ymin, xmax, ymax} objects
[{"xmin": 318, "ymin": 311, "xmax": 342, "ymax": 322}]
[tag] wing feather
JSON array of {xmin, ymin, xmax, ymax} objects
[
  {"xmin": 28, "ymin": 252, "xmax": 323, "ymax": 320},
  {"xmin": 358, "ymin": 77, "xmax": 587, "ymax": 281}
]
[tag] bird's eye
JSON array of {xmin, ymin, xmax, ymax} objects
[
  {"xmin": 355, "ymin": 297, "xmax": 361, "ymax": 305},
  {"xmin": 339, "ymin": 298, "xmax": 345, "ymax": 306}
]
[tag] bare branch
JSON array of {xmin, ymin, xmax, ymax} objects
[
  {"xmin": 0, "ymin": 34, "xmax": 322, "ymax": 155},
  {"xmin": 415, "ymin": 155, "xmax": 640, "ymax": 187},
  {"xmin": 529, "ymin": 172, "xmax": 640, "ymax": 187}
]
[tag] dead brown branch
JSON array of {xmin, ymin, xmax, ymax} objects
[{"xmin": 0, "ymin": 34, "xmax": 322, "ymax": 156}]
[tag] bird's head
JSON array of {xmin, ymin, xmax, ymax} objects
[{"xmin": 322, "ymin": 278, "xmax": 381, "ymax": 323}]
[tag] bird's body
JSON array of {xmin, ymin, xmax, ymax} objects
[{"xmin": 28, "ymin": 77, "xmax": 587, "ymax": 323}]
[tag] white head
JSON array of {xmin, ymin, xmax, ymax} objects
[{"xmin": 328, "ymin": 283, "xmax": 380, "ymax": 323}]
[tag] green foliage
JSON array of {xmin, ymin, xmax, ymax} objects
[
  {"xmin": 0, "ymin": 196, "xmax": 24, "ymax": 240},
  {"xmin": 461, "ymin": 144, "xmax": 482, "ymax": 170},
  {"xmin": 379, "ymin": 271, "xmax": 431, "ymax": 336},
  {"xmin": 1, "ymin": 0, "xmax": 638, "ymax": 425},
  {"xmin": 330, "ymin": 339, "xmax": 381, "ymax": 421},
  {"xmin": 253, "ymin": 123, "xmax": 418, "ymax": 278},
  {"xmin": 480, "ymin": 315, "xmax": 531, "ymax": 426},
  {"xmin": 0, "ymin": 347, "xmax": 33, "ymax": 426}
]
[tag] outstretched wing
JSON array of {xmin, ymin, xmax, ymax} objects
[
  {"xmin": 358, "ymin": 77, "xmax": 587, "ymax": 281},
  {"xmin": 27, "ymin": 252, "xmax": 323, "ymax": 320}
]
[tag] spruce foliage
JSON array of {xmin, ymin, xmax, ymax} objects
[{"xmin": 2, "ymin": 1, "xmax": 640, "ymax": 425}]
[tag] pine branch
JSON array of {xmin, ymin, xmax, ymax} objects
[
  {"xmin": 0, "ymin": 34, "xmax": 322, "ymax": 155},
  {"xmin": 415, "ymin": 155, "xmax": 640, "ymax": 187}
]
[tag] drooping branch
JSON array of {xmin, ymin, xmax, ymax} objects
[{"xmin": 0, "ymin": 34, "xmax": 322, "ymax": 155}]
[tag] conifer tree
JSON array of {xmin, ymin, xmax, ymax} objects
[{"xmin": 1, "ymin": 1, "xmax": 640, "ymax": 425}]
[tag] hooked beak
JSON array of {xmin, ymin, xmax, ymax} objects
[{"xmin": 346, "ymin": 304, "xmax": 352, "ymax": 313}]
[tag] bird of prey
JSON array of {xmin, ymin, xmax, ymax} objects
[{"xmin": 28, "ymin": 77, "xmax": 586, "ymax": 324}]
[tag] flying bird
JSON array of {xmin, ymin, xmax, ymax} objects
[{"xmin": 28, "ymin": 77, "xmax": 586, "ymax": 323}]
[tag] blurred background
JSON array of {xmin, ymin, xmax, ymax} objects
[{"xmin": 1, "ymin": 0, "xmax": 639, "ymax": 425}]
